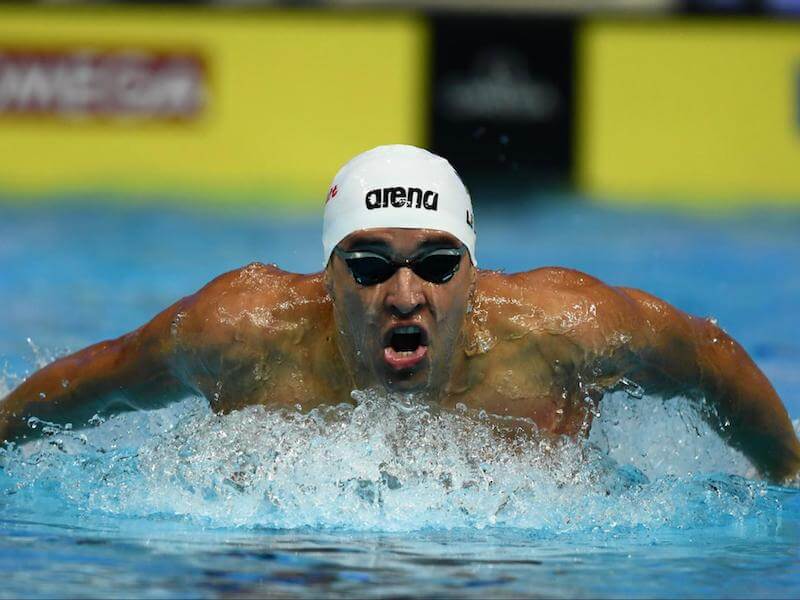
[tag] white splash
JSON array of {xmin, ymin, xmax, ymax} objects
[{"xmin": 1, "ymin": 387, "xmax": 787, "ymax": 533}]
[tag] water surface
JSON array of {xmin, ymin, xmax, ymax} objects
[{"xmin": 1, "ymin": 200, "xmax": 798, "ymax": 598}]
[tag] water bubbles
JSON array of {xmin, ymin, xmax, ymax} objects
[
  {"xmin": 617, "ymin": 377, "xmax": 645, "ymax": 400},
  {"xmin": 26, "ymin": 338, "xmax": 42, "ymax": 367},
  {"xmin": 212, "ymin": 380, "xmax": 223, "ymax": 404},
  {"xmin": 170, "ymin": 311, "xmax": 187, "ymax": 338}
]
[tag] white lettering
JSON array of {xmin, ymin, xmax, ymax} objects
[{"xmin": 0, "ymin": 50, "xmax": 206, "ymax": 119}]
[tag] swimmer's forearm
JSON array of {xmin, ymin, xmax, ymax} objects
[
  {"xmin": 617, "ymin": 288, "xmax": 799, "ymax": 482},
  {"xmin": 693, "ymin": 321, "xmax": 800, "ymax": 482},
  {"xmin": 0, "ymin": 327, "xmax": 191, "ymax": 444}
]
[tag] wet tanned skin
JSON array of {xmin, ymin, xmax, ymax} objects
[{"xmin": 1, "ymin": 228, "xmax": 799, "ymax": 483}]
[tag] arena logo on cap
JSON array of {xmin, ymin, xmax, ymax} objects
[{"xmin": 365, "ymin": 186, "xmax": 438, "ymax": 211}]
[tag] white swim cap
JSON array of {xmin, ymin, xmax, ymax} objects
[{"xmin": 322, "ymin": 145, "xmax": 477, "ymax": 267}]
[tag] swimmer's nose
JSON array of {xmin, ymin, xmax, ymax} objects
[{"xmin": 385, "ymin": 266, "xmax": 426, "ymax": 316}]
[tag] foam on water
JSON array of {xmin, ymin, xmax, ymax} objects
[{"xmin": 1, "ymin": 378, "xmax": 794, "ymax": 534}]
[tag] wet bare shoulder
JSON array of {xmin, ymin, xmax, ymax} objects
[
  {"xmin": 173, "ymin": 263, "xmax": 331, "ymax": 350},
  {"xmin": 613, "ymin": 286, "xmax": 706, "ymax": 351},
  {"xmin": 473, "ymin": 267, "xmax": 642, "ymax": 344},
  {"xmin": 162, "ymin": 263, "xmax": 337, "ymax": 409}
]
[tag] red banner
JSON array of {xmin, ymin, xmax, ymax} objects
[{"xmin": 0, "ymin": 48, "xmax": 207, "ymax": 120}]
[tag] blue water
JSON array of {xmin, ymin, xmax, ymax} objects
[{"xmin": 1, "ymin": 199, "xmax": 799, "ymax": 598}]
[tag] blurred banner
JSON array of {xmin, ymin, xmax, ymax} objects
[
  {"xmin": 0, "ymin": 49, "xmax": 206, "ymax": 119},
  {"xmin": 430, "ymin": 15, "xmax": 575, "ymax": 191},
  {"xmin": 578, "ymin": 20, "xmax": 800, "ymax": 205},
  {"xmin": 1, "ymin": 4, "xmax": 799, "ymax": 209},
  {"xmin": 0, "ymin": 6, "xmax": 426, "ymax": 208}
]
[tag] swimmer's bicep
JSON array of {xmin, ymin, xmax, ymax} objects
[
  {"xmin": 68, "ymin": 295, "xmax": 198, "ymax": 404},
  {"xmin": 611, "ymin": 287, "xmax": 707, "ymax": 392},
  {"xmin": 615, "ymin": 286, "xmax": 755, "ymax": 388},
  {"xmin": 0, "ymin": 300, "xmax": 194, "ymax": 442}
]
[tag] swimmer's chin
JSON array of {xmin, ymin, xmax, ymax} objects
[{"xmin": 381, "ymin": 368, "xmax": 431, "ymax": 394}]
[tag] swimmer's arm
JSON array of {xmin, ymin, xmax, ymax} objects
[
  {"xmin": 617, "ymin": 287, "xmax": 800, "ymax": 483},
  {"xmin": 0, "ymin": 301, "xmax": 194, "ymax": 444}
]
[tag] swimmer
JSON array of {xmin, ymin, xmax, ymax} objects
[{"xmin": 1, "ymin": 145, "xmax": 798, "ymax": 483}]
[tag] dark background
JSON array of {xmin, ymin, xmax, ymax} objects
[{"xmin": 430, "ymin": 16, "xmax": 575, "ymax": 195}]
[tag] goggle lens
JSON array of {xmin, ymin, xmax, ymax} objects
[
  {"xmin": 337, "ymin": 247, "xmax": 465, "ymax": 286},
  {"xmin": 412, "ymin": 253, "xmax": 462, "ymax": 283},
  {"xmin": 344, "ymin": 256, "xmax": 396, "ymax": 286}
]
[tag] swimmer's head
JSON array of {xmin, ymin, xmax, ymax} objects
[{"xmin": 323, "ymin": 145, "xmax": 477, "ymax": 397}]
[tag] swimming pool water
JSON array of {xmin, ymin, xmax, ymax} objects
[{"xmin": 1, "ymin": 199, "xmax": 799, "ymax": 598}]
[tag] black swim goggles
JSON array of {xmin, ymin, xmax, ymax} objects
[{"xmin": 333, "ymin": 245, "xmax": 467, "ymax": 286}]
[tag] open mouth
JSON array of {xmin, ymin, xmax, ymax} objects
[{"xmin": 383, "ymin": 324, "xmax": 429, "ymax": 371}]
